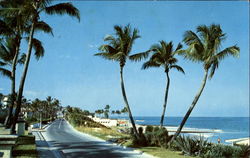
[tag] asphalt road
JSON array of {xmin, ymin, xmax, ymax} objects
[{"xmin": 35, "ymin": 119, "xmax": 155, "ymax": 158}]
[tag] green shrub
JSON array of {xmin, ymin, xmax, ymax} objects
[
  {"xmin": 144, "ymin": 126, "xmax": 170, "ymax": 147},
  {"xmin": 154, "ymin": 128, "xmax": 169, "ymax": 147},
  {"xmin": 145, "ymin": 125, "xmax": 153, "ymax": 133},
  {"xmin": 202, "ymin": 144, "xmax": 244, "ymax": 158},
  {"xmin": 130, "ymin": 127, "xmax": 148, "ymax": 147},
  {"xmin": 237, "ymin": 145, "xmax": 250, "ymax": 158},
  {"xmin": 174, "ymin": 135, "xmax": 211, "ymax": 156}
]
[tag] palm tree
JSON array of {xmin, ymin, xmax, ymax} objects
[
  {"xmin": 170, "ymin": 24, "xmax": 240, "ymax": 143},
  {"xmin": 140, "ymin": 41, "xmax": 184, "ymax": 127},
  {"xmin": 104, "ymin": 104, "xmax": 110, "ymax": 118},
  {"xmin": 1, "ymin": 0, "xmax": 80, "ymax": 133},
  {"xmin": 0, "ymin": 36, "xmax": 47, "ymax": 128},
  {"xmin": 0, "ymin": 0, "xmax": 53, "ymax": 128},
  {"xmin": 95, "ymin": 24, "xmax": 140, "ymax": 138},
  {"xmin": 0, "ymin": 38, "xmax": 24, "ymax": 127}
]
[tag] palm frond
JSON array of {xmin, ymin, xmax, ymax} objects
[
  {"xmin": 175, "ymin": 43, "xmax": 183, "ymax": 52},
  {"xmin": 18, "ymin": 53, "xmax": 26, "ymax": 65},
  {"xmin": 34, "ymin": 21, "xmax": 53, "ymax": 36},
  {"xmin": 0, "ymin": 67, "xmax": 11, "ymax": 78},
  {"xmin": 0, "ymin": 19, "xmax": 14, "ymax": 36},
  {"xmin": 32, "ymin": 38, "xmax": 44, "ymax": 60},
  {"xmin": 0, "ymin": 61, "xmax": 7, "ymax": 66},
  {"xmin": 183, "ymin": 30, "xmax": 203, "ymax": 48},
  {"xmin": 170, "ymin": 65, "xmax": 185, "ymax": 74},
  {"xmin": 104, "ymin": 34, "xmax": 115, "ymax": 42},
  {"xmin": 112, "ymin": 51, "xmax": 126, "ymax": 61},
  {"xmin": 209, "ymin": 58, "xmax": 219, "ymax": 79},
  {"xmin": 168, "ymin": 57, "xmax": 178, "ymax": 65},
  {"xmin": 98, "ymin": 45, "xmax": 117, "ymax": 54},
  {"xmin": 196, "ymin": 25, "xmax": 209, "ymax": 42},
  {"xmin": 142, "ymin": 61, "xmax": 160, "ymax": 70},
  {"xmin": 45, "ymin": 3, "xmax": 80, "ymax": 21},
  {"xmin": 129, "ymin": 50, "xmax": 151, "ymax": 62},
  {"xmin": 216, "ymin": 45, "xmax": 240, "ymax": 61},
  {"xmin": 94, "ymin": 52, "xmax": 115, "ymax": 61}
]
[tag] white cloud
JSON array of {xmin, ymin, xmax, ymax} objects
[{"xmin": 88, "ymin": 44, "xmax": 98, "ymax": 48}]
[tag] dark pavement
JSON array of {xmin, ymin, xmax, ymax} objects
[{"xmin": 33, "ymin": 119, "xmax": 154, "ymax": 158}]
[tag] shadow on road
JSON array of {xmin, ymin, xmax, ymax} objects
[{"xmin": 37, "ymin": 139, "xmax": 143, "ymax": 158}]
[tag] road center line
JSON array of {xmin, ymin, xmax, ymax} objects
[{"xmin": 58, "ymin": 119, "xmax": 62, "ymax": 129}]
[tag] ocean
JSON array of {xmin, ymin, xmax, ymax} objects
[{"xmin": 113, "ymin": 116, "xmax": 249, "ymax": 144}]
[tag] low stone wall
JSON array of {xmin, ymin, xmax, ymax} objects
[{"xmin": 0, "ymin": 135, "xmax": 18, "ymax": 158}]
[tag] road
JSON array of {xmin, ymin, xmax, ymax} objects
[{"xmin": 33, "ymin": 119, "xmax": 155, "ymax": 158}]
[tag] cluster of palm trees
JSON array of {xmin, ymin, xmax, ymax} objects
[
  {"xmin": 95, "ymin": 104, "xmax": 111, "ymax": 118},
  {"xmin": 95, "ymin": 24, "xmax": 240, "ymax": 141},
  {"xmin": 111, "ymin": 107, "xmax": 128, "ymax": 118},
  {"xmin": 0, "ymin": 0, "xmax": 80, "ymax": 133},
  {"xmin": 95, "ymin": 105, "xmax": 128, "ymax": 118},
  {"xmin": 21, "ymin": 96, "xmax": 61, "ymax": 122}
]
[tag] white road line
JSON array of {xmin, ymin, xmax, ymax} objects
[{"xmin": 58, "ymin": 119, "xmax": 62, "ymax": 129}]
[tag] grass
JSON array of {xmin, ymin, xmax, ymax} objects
[
  {"xmin": 74, "ymin": 125, "xmax": 195, "ymax": 158},
  {"xmin": 138, "ymin": 147, "xmax": 194, "ymax": 158},
  {"xmin": 75, "ymin": 126, "xmax": 129, "ymax": 140},
  {"xmin": 12, "ymin": 134, "xmax": 38, "ymax": 158}
]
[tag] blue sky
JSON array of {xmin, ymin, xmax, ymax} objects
[{"xmin": 1, "ymin": 1, "xmax": 249, "ymax": 117}]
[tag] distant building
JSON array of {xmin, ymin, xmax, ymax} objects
[{"xmin": 92, "ymin": 117, "xmax": 129, "ymax": 127}]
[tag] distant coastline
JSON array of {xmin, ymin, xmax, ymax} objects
[{"xmin": 111, "ymin": 116, "xmax": 249, "ymax": 144}]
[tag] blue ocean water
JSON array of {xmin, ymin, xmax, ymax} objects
[{"xmin": 114, "ymin": 116, "xmax": 249, "ymax": 144}]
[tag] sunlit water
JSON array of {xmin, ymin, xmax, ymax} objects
[{"xmin": 112, "ymin": 116, "xmax": 249, "ymax": 144}]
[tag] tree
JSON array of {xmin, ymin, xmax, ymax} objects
[
  {"xmin": 104, "ymin": 104, "xmax": 110, "ymax": 118},
  {"xmin": 141, "ymin": 41, "xmax": 184, "ymax": 127},
  {"xmin": 1, "ymin": 0, "xmax": 80, "ymax": 133},
  {"xmin": 0, "ymin": 0, "xmax": 53, "ymax": 128},
  {"xmin": 0, "ymin": 38, "xmax": 26, "ymax": 127},
  {"xmin": 0, "ymin": 0, "xmax": 52, "ymax": 128},
  {"xmin": 121, "ymin": 107, "xmax": 128, "ymax": 117},
  {"xmin": 95, "ymin": 24, "xmax": 140, "ymax": 138},
  {"xmin": 111, "ymin": 110, "xmax": 115, "ymax": 117},
  {"xmin": 170, "ymin": 24, "xmax": 240, "ymax": 143},
  {"xmin": 116, "ymin": 110, "xmax": 121, "ymax": 117}
]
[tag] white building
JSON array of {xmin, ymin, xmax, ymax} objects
[{"xmin": 92, "ymin": 117, "xmax": 128, "ymax": 127}]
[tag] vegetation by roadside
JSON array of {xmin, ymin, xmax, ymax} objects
[
  {"xmin": 75, "ymin": 126, "xmax": 128, "ymax": 140},
  {"xmin": 138, "ymin": 147, "xmax": 193, "ymax": 158},
  {"xmin": 12, "ymin": 135, "xmax": 38, "ymax": 158}
]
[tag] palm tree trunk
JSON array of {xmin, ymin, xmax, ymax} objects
[
  {"xmin": 169, "ymin": 69, "xmax": 208, "ymax": 143},
  {"xmin": 160, "ymin": 71, "xmax": 170, "ymax": 127},
  {"xmin": 5, "ymin": 36, "xmax": 21, "ymax": 128},
  {"xmin": 120, "ymin": 66, "xmax": 139, "ymax": 138},
  {"xmin": 11, "ymin": 21, "xmax": 36, "ymax": 133}
]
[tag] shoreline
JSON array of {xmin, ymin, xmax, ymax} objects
[{"xmin": 133, "ymin": 124, "xmax": 222, "ymax": 134}]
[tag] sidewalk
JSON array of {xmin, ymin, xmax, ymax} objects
[{"xmin": 33, "ymin": 131, "xmax": 56, "ymax": 158}]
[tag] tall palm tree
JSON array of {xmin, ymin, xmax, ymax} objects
[
  {"xmin": 0, "ymin": 38, "xmax": 24, "ymax": 127},
  {"xmin": 139, "ymin": 41, "xmax": 184, "ymax": 127},
  {"xmin": 0, "ymin": 37, "xmax": 46, "ymax": 127},
  {"xmin": 170, "ymin": 24, "xmax": 240, "ymax": 143},
  {"xmin": 0, "ymin": 0, "xmax": 53, "ymax": 128},
  {"xmin": 95, "ymin": 24, "xmax": 140, "ymax": 138},
  {"xmin": 1, "ymin": 0, "xmax": 80, "ymax": 133}
]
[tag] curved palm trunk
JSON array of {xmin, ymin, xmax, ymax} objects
[
  {"xmin": 169, "ymin": 69, "xmax": 208, "ymax": 143},
  {"xmin": 160, "ymin": 72, "xmax": 170, "ymax": 127},
  {"xmin": 120, "ymin": 66, "xmax": 139, "ymax": 138},
  {"xmin": 11, "ymin": 21, "xmax": 36, "ymax": 133},
  {"xmin": 4, "ymin": 36, "xmax": 21, "ymax": 128}
]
